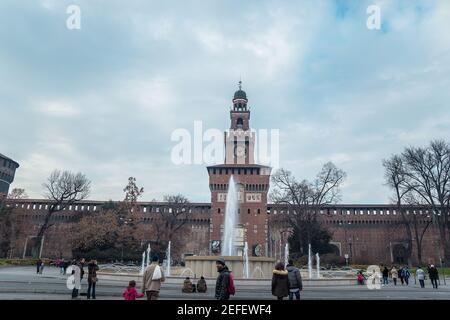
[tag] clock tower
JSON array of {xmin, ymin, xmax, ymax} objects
[{"xmin": 207, "ymin": 82, "xmax": 271, "ymax": 257}]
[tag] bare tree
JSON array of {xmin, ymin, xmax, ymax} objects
[
  {"xmin": 383, "ymin": 155, "xmax": 432, "ymax": 265},
  {"xmin": 399, "ymin": 140, "xmax": 450, "ymax": 262},
  {"xmin": 35, "ymin": 170, "xmax": 90, "ymax": 257},
  {"xmin": 8, "ymin": 188, "xmax": 28, "ymax": 200},
  {"xmin": 271, "ymin": 162, "xmax": 346, "ymax": 255},
  {"xmin": 152, "ymin": 194, "xmax": 190, "ymax": 258}
]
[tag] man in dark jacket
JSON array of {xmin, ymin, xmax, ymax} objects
[
  {"xmin": 428, "ymin": 265, "xmax": 439, "ymax": 289},
  {"xmin": 286, "ymin": 260, "xmax": 303, "ymax": 300},
  {"xmin": 215, "ymin": 258, "xmax": 230, "ymax": 300}
]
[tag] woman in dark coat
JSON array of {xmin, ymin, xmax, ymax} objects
[
  {"xmin": 87, "ymin": 260, "xmax": 99, "ymax": 299},
  {"xmin": 271, "ymin": 262, "xmax": 290, "ymax": 300}
]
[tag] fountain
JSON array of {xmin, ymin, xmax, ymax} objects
[
  {"xmin": 166, "ymin": 241, "xmax": 172, "ymax": 276},
  {"xmin": 284, "ymin": 243, "xmax": 289, "ymax": 268},
  {"xmin": 146, "ymin": 243, "xmax": 151, "ymax": 268},
  {"xmin": 316, "ymin": 252, "xmax": 320, "ymax": 279},
  {"xmin": 222, "ymin": 175, "xmax": 238, "ymax": 256},
  {"xmin": 140, "ymin": 251, "xmax": 145, "ymax": 275},
  {"xmin": 308, "ymin": 244, "xmax": 312, "ymax": 279},
  {"xmin": 243, "ymin": 242, "xmax": 250, "ymax": 279}
]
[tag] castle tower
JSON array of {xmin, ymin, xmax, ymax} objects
[{"xmin": 207, "ymin": 83, "xmax": 271, "ymax": 257}]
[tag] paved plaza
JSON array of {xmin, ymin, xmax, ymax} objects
[{"xmin": 0, "ymin": 266, "xmax": 449, "ymax": 300}]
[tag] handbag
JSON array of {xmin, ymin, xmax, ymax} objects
[{"xmin": 152, "ymin": 265, "xmax": 162, "ymax": 281}]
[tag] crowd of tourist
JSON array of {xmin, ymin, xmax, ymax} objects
[{"xmin": 33, "ymin": 256, "xmax": 444, "ymax": 300}]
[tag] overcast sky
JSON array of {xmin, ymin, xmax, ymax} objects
[{"xmin": 1, "ymin": 0, "xmax": 449, "ymax": 204}]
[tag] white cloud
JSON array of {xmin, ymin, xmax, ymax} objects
[{"xmin": 36, "ymin": 101, "xmax": 80, "ymax": 117}]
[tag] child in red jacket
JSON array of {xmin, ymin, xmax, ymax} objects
[{"xmin": 123, "ymin": 280, "xmax": 145, "ymax": 300}]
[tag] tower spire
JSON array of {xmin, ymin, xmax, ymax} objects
[{"xmin": 238, "ymin": 79, "xmax": 242, "ymax": 90}]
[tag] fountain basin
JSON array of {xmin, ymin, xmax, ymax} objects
[{"xmin": 184, "ymin": 256, "xmax": 276, "ymax": 279}]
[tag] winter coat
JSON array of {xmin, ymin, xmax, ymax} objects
[
  {"xmin": 416, "ymin": 268, "xmax": 425, "ymax": 280},
  {"xmin": 87, "ymin": 262, "xmax": 99, "ymax": 283},
  {"xmin": 391, "ymin": 268, "xmax": 398, "ymax": 279},
  {"xmin": 286, "ymin": 265, "xmax": 303, "ymax": 290},
  {"xmin": 271, "ymin": 269, "xmax": 290, "ymax": 298},
  {"xmin": 382, "ymin": 268, "xmax": 389, "ymax": 277},
  {"xmin": 142, "ymin": 262, "xmax": 165, "ymax": 292},
  {"xmin": 123, "ymin": 287, "xmax": 145, "ymax": 300},
  {"xmin": 215, "ymin": 266, "xmax": 230, "ymax": 300},
  {"xmin": 197, "ymin": 278, "xmax": 207, "ymax": 293},
  {"xmin": 182, "ymin": 279, "xmax": 193, "ymax": 293},
  {"xmin": 428, "ymin": 267, "xmax": 439, "ymax": 280},
  {"xmin": 402, "ymin": 268, "xmax": 410, "ymax": 278}
]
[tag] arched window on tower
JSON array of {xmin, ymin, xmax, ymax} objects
[{"xmin": 236, "ymin": 118, "xmax": 243, "ymax": 129}]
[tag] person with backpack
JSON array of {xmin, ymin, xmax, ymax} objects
[
  {"xmin": 402, "ymin": 266, "xmax": 411, "ymax": 285},
  {"xmin": 123, "ymin": 280, "xmax": 145, "ymax": 300},
  {"xmin": 215, "ymin": 257, "xmax": 234, "ymax": 300},
  {"xmin": 286, "ymin": 260, "xmax": 302, "ymax": 300},
  {"xmin": 142, "ymin": 255, "xmax": 165, "ymax": 300},
  {"xmin": 271, "ymin": 262, "xmax": 290, "ymax": 300},
  {"xmin": 398, "ymin": 267, "xmax": 404, "ymax": 285}
]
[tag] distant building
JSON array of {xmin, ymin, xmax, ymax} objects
[{"xmin": 0, "ymin": 153, "xmax": 19, "ymax": 196}]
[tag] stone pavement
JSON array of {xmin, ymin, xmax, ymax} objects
[{"xmin": 1, "ymin": 266, "xmax": 449, "ymax": 300}]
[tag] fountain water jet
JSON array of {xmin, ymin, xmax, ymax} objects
[
  {"xmin": 243, "ymin": 242, "xmax": 250, "ymax": 279},
  {"xmin": 308, "ymin": 244, "xmax": 312, "ymax": 279},
  {"xmin": 140, "ymin": 251, "xmax": 145, "ymax": 275},
  {"xmin": 222, "ymin": 175, "xmax": 238, "ymax": 256},
  {"xmin": 166, "ymin": 241, "xmax": 172, "ymax": 276},
  {"xmin": 146, "ymin": 244, "xmax": 151, "ymax": 268},
  {"xmin": 284, "ymin": 243, "xmax": 289, "ymax": 268},
  {"xmin": 316, "ymin": 253, "xmax": 320, "ymax": 279}
]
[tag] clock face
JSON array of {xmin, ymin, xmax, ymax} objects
[{"xmin": 234, "ymin": 145, "xmax": 246, "ymax": 158}]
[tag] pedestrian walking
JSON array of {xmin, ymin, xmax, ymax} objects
[
  {"xmin": 416, "ymin": 266, "xmax": 426, "ymax": 288},
  {"xmin": 142, "ymin": 255, "xmax": 165, "ymax": 300},
  {"xmin": 87, "ymin": 260, "xmax": 99, "ymax": 299},
  {"xmin": 38, "ymin": 260, "xmax": 45, "ymax": 274},
  {"xmin": 123, "ymin": 280, "xmax": 145, "ymax": 300},
  {"xmin": 60, "ymin": 258, "xmax": 65, "ymax": 274},
  {"xmin": 428, "ymin": 265, "xmax": 439, "ymax": 289},
  {"xmin": 382, "ymin": 266, "xmax": 389, "ymax": 286},
  {"xmin": 36, "ymin": 259, "xmax": 42, "ymax": 274},
  {"xmin": 286, "ymin": 260, "xmax": 302, "ymax": 300},
  {"xmin": 391, "ymin": 266, "xmax": 398, "ymax": 286},
  {"xmin": 399, "ymin": 267, "xmax": 405, "ymax": 285},
  {"xmin": 401, "ymin": 266, "xmax": 410, "ymax": 285},
  {"xmin": 271, "ymin": 262, "xmax": 290, "ymax": 300},
  {"xmin": 215, "ymin": 257, "xmax": 233, "ymax": 300},
  {"xmin": 71, "ymin": 259, "xmax": 85, "ymax": 299}
]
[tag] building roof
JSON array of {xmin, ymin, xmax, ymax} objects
[{"xmin": 0, "ymin": 153, "xmax": 19, "ymax": 167}]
